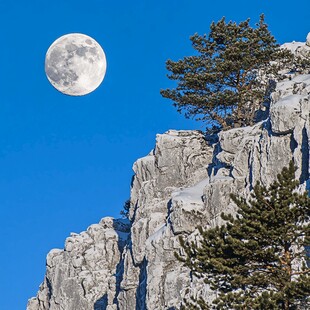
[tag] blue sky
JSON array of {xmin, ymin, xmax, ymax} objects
[{"xmin": 0, "ymin": 1, "xmax": 308, "ymax": 309}]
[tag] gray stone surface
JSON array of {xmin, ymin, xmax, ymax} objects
[
  {"xmin": 281, "ymin": 38, "xmax": 310, "ymax": 76},
  {"xmin": 118, "ymin": 130, "xmax": 213, "ymax": 309},
  {"xmin": 307, "ymin": 32, "xmax": 310, "ymax": 47},
  {"xmin": 28, "ymin": 44, "xmax": 310, "ymax": 310},
  {"xmin": 27, "ymin": 217, "xmax": 130, "ymax": 310}
]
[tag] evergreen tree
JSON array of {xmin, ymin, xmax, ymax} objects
[
  {"xmin": 176, "ymin": 162, "xmax": 310, "ymax": 309},
  {"xmin": 161, "ymin": 15, "xmax": 292, "ymax": 132},
  {"xmin": 120, "ymin": 199, "xmax": 131, "ymax": 220}
]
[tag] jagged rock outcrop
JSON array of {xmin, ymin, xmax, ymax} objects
[
  {"xmin": 27, "ymin": 39, "xmax": 310, "ymax": 310},
  {"xmin": 307, "ymin": 33, "xmax": 310, "ymax": 47},
  {"xmin": 27, "ymin": 218, "xmax": 130, "ymax": 310},
  {"xmin": 118, "ymin": 130, "xmax": 213, "ymax": 309}
]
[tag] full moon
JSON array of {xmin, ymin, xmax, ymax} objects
[{"xmin": 45, "ymin": 33, "xmax": 107, "ymax": 96}]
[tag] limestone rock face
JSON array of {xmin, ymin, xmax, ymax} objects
[
  {"xmin": 307, "ymin": 32, "xmax": 310, "ymax": 47},
  {"xmin": 282, "ymin": 39, "xmax": 310, "ymax": 69},
  {"xmin": 27, "ymin": 218, "xmax": 130, "ymax": 310},
  {"xmin": 28, "ymin": 55, "xmax": 310, "ymax": 309},
  {"xmin": 118, "ymin": 130, "xmax": 214, "ymax": 309}
]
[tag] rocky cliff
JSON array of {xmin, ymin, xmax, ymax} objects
[{"xmin": 27, "ymin": 39, "xmax": 310, "ymax": 310}]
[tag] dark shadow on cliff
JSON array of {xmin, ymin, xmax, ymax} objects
[
  {"xmin": 94, "ymin": 294, "xmax": 108, "ymax": 310},
  {"xmin": 205, "ymin": 132, "xmax": 231, "ymax": 178},
  {"xmin": 135, "ymin": 257, "xmax": 148, "ymax": 310},
  {"xmin": 166, "ymin": 199, "xmax": 173, "ymax": 227},
  {"xmin": 305, "ymin": 123, "xmax": 310, "ymax": 268},
  {"xmin": 300, "ymin": 126, "xmax": 309, "ymax": 183},
  {"xmin": 113, "ymin": 219, "xmax": 131, "ymax": 309},
  {"xmin": 112, "ymin": 249, "xmax": 126, "ymax": 310}
]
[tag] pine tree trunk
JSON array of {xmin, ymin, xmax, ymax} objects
[
  {"xmin": 284, "ymin": 299, "xmax": 289, "ymax": 310},
  {"xmin": 282, "ymin": 242, "xmax": 292, "ymax": 310}
]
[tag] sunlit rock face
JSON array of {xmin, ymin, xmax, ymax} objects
[
  {"xmin": 28, "ymin": 41, "xmax": 310, "ymax": 310},
  {"xmin": 27, "ymin": 218, "xmax": 130, "ymax": 310},
  {"xmin": 118, "ymin": 130, "xmax": 214, "ymax": 309},
  {"xmin": 306, "ymin": 32, "xmax": 310, "ymax": 47}
]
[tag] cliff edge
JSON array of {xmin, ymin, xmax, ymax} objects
[{"xmin": 27, "ymin": 40, "xmax": 310, "ymax": 310}]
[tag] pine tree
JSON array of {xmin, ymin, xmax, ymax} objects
[
  {"xmin": 161, "ymin": 15, "xmax": 292, "ymax": 132},
  {"xmin": 120, "ymin": 199, "xmax": 131, "ymax": 220},
  {"xmin": 176, "ymin": 161, "xmax": 310, "ymax": 309}
]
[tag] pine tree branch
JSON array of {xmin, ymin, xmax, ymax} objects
[{"xmin": 291, "ymin": 269, "xmax": 310, "ymax": 276}]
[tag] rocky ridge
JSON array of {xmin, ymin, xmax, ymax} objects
[{"xmin": 27, "ymin": 39, "xmax": 310, "ymax": 310}]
